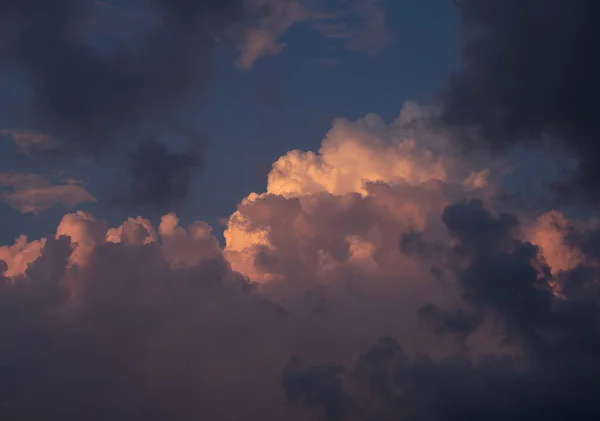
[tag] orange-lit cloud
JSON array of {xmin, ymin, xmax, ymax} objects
[
  {"xmin": 236, "ymin": 0, "xmax": 393, "ymax": 69},
  {"xmin": 1, "ymin": 100, "xmax": 599, "ymax": 419},
  {"xmin": 0, "ymin": 129, "xmax": 61, "ymax": 155},
  {"xmin": 224, "ymin": 102, "xmax": 494, "ymax": 283},
  {"xmin": 236, "ymin": 0, "xmax": 309, "ymax": 69},
  {"xmin": 0, "ymin": 235, "xmax": 46, "ymax": 279},
  {"xmin": 526, "ymin": 210, "xmax": 582, "ymax": 274},
  {"xmin": 0, "ymin": 171, "xmax": 96, "ymax": 215}
]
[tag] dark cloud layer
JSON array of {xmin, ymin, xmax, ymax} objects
[
  {"xmin": 3, "ymin": 1, "xmax": 600, "ymax": 419},
  {"xmin": 0, "ymin": 0, "xmax": 242, "ymax": 207},
  {"xmin": 442, "ymin": 0, "xmax": 600, "ymax": 199},
  {"xmin": 0, "ymin": 236, "xmax": 285, "ymax": 420},
  {"xmin": 118, "ymin": 139, "xmax": 203, "ymax": 208},
  {"xmin": 287, "ymin": 200, "xmax": 600, "ymax": 420},
  {"xmin": 3, "ymin": 199, "xmax": 600, "ymax": 420},
  {"xmin": 0, "ymin": 0, "xmax": 243, "ymax": 148}
]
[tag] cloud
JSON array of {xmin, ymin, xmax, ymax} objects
[
  {"xmin": 0, "ymin": 234, "xmax": 45, "ymax": 278},
  {"xmin": 0, "ymin": 0, "xmax": 246, "ymax": 208},
  {"xmin": 224, "ymin": 102, "xmax": 495, "ymax": 282},
  {"xmin": 0, "ymin": 205, "xmax": 432, "ymax": 419},
  {"xmin": 0, "ymin": 0, "xmax": 245, "ymax": 147},
  {"xmin": 0, "ymin": 129, "xmax": 61, "ymax": 155},
  {"xmin": 285, "ymin": 201, "xmax": 600, "ymax": 420},
  {"xmin": 114, "ymin": 139, "xmax": 203, "ymax": 209},
  {"xmin": 236, "ymin": 0, "xmax": 310, "ymax": 69},
  {"xmin": 3, "ymin": 101, "xmax": 600, "ymax": 419},
  {"xmin": 441, "ymin": 0, "xmax": 600, "ymax": 201},
  {"xmin": 0, "ymin": 171, "xmax": 96, "ymax": 215},
  {"xmin": 312, "ymin": 0, "xmax": 391, "ymax": 56},
  {"xmin": 235, "ymin": 0, "xmax": 393, "ymax": 70}
]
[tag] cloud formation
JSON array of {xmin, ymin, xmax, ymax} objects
[
  {"xmin": 287, "ymin": 200, "xmax": 600, "ymax": 420},
  {"xmin": 442, "ymin": 0, "xmax": 600, "ymax": 201},
  {"xmin": 115, "ymin": 139, "xmax": 203, "ymax": 209},
  {"xmin": 0, "ymin": 171, "xmax": 96, "ymax": 214},
  {"xmin": 0, "ymin": 0, "xmax": 245, "ymax": 146},
  {"xmin": 2, "ymin": 97, "xmax": 599, "ymax": 420},
  {"xmin": 224, "ymin": 102, "xmax": 494, "ymax": 282},
  {"xmin": 236, "ymin": 0, "xmax": 310, "ymax": 69},
  {"xmin": 0, "ymin": 129, "xmax": 61, "ymax": 155},
  {"xmin": 313, "ymin": 0, "xmax": 391, "ymax": 55}
]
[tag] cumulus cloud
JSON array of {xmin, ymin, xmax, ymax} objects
[
  {"xmin": 2, "ymin": 100, "xmax": 600, "ymax": 419},
  {"xmin": 0, "ymin": 171, "xmax": 96, "ymax": 215},
  {"xmin": 288, "ymin": 200, "xmax": 600, "ymax": 420},
  {"xmin": 224, "ymin": 102, "xmax": 495, "ymax": 283}
]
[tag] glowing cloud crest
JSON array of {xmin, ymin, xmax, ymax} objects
[{"xmin": 225, "ymin": 102, "xmax": 494, "ymax": 283}]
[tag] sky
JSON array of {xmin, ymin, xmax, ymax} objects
[{"xmin": 1, "ymin": 0, "xmax": 600, "ymax": 420}]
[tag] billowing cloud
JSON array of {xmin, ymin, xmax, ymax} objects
[
  {"xmin": 0, "ymin": 171, "xmax": 96, "ymax": 214},
  {"xmin": 0, "ymin": 234, "xmax": 45, "ymax": 279},
  {"xmin": 2, "ymin": 98, "xmax": 600, "ymax": 419},
  {"xmin": 224, "ymin": 102, "xmax": 495, "ymax": 282},
  {"xmin": 287, "ymin": 200, "xmax": 600, "ymax": 420}
]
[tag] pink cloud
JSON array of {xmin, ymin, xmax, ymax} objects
[{"xmin": 0, "ymin": 171, "xmax": 96, "ymax": 215}]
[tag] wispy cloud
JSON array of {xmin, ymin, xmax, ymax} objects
[
  {"xmin": 0, "ymin": 129, "xmax": 61, "ymax": 155},
  {"xmin": 235, "ymin": 0, "xmax": 392, "ymax": 69},
  {"xmin": 0, "ymin": 172, "xmax": 96, "ymax": 215},
  {"xmin": 312, "ymin": 0, "xmax": 391, "ymax": 56}
]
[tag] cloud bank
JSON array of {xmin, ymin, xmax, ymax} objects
[{"xmin": 2, "ymin": 99, "xmax": 598, "ymax": 419}]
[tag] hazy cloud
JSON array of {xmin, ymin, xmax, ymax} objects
[
  {"xmin": 442, "ymin": 0, "xmax": 600, "ymax": 201},
  {"xmin": 0, "ymin": 171, "xmax": 96, "ymax": 214}
]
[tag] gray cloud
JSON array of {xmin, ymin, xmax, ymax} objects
[
  {"xmin": 288, "ymin": 200, "xmax": 600, "ymax": 420},
  {"xmin": 441, "ymin": 0, "xmax": 600, "ymax": 201},
  {"xmin": 0, "ymin": 171, "xmax": 96, "ymax": 214}
]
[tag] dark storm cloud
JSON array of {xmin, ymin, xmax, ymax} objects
[
  {"xmin": 289, "ymin": 199, "xmax": 600, "ymax": 420},
  {"xmin": 0, "ymin": 0, "xmax": 243, "ymax": 148},
  {"xmin": 442, "ymin": 0, "xmax": 600, "ymax": 199},
  {"xmin": 4, "ymin": 203, "xmax": 600, "ymax": 419},
  {"xmin": 0, "ymin": 232, "xmax": 294, "ymax": 420},
  {"xmin": 0, "ymin": 0, "xmax": 243, "ymax": 207},
  {"xmin": 118, "ymin": 139, "xmax": 203, "ymax": 208}
]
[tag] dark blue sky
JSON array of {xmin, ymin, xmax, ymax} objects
[{"xmin": 0, "ymin": 0, "xmax": 460, "ymax": 243}]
